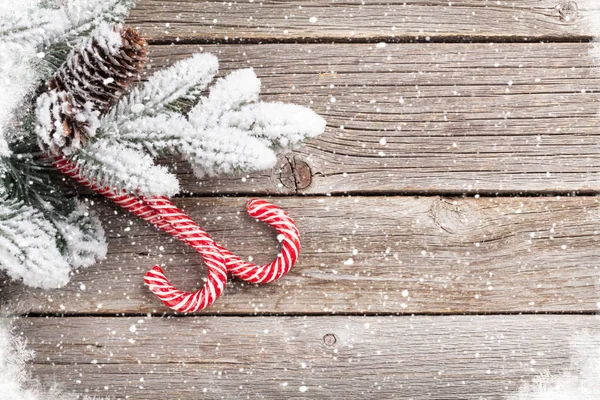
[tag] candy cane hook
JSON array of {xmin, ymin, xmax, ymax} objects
[{"xmin": 216, "ymin": 198, "xmax": 300, "ymax": 284}]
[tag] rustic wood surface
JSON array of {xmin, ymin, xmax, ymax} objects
[
  {"xmin": 3, "ymin": 196, "xmax": 600, "ymax": 315},
  {"xmin": 5, "ymin": 0, "xmax": 600, "ymax": 398},
  {"xmin": 143, "ymin": 42, "xmax": 600, "ymax": 195},
  {"xmin": 128, "ymin": 0, "xmax": 600, "ymax": 43},
  {"xmin": 17, "ymin": 315, "xmax": 600, "ymax": 399}
]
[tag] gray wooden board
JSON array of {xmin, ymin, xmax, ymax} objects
[
  {"xmin": 127, "ymin": 0, "xmax": 600, "ymax": 43},
  {"xmin": 136, "ymin": 42, "xmax": 600, "ymax": 195},
  {"xmin": 16, "ymin": 315, "xmax": 600, "ymax": 399},
  {"xmin": 9, "ymin": 2, "xmax": 600, "ymax": 398},
  {"xmin": 3, "ymin": 196, "xmax": 600, "ymax": 315}
]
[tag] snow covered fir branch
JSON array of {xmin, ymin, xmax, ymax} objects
[{"xmin": 0, "ymin": 0, "xmax": 325, "ymax": 290}]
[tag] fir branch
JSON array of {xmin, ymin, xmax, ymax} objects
[
  {"xmin": 0, "ymin": 144, "xmax": 107, "ymax": 286},
  {"xmin": 0, "ymin": 41, "xmax": 41, "ymax": 151},
  {"xmin": 183, "ymin": 126, "xmax": 278, "ymax": 177},
  {"xmin": 71, "ymin": 140, "xmax": 180, "ymax": 197},
  {"xmin": 188, "ymin": 68, "xmax": 325, "ymax": 150},
  {"xmin": 0, "ymin": 195, "xmax": 71, "ymax": 288},
  {"xmin": 51, "ymin": 199, "xmax": 107, "ymax": 269},
  {"xmin": 117, "ymin": 112, "xmax": 278, "ymax": 176},
  {"xmin": 0, "ymin": 2, "xmax": 69, "ymax": 46},
  {"xmin": 102, "ymin": 53, "xmax": 218, "ymax": 130},
  {"xmin": 0, "ymin": 0, "xmax": 135, "ymax": 47},
  {"xmin": 219, "ymin": 102, "xmax": 326, "ymax": 150},
  {"xmin": 110, "ymin": 65, "xmax": 325, "ymax": 179},
  {"xmin": 188, "ymin": 68, "xmax": 260, "ymax": 129},
  {"xmin": 63, "ymin": 0, "xmax": 136, "ymax": 35},
  {"xmin": 1, "ymin": 144, "xmax": 68, "ymax": 217}
]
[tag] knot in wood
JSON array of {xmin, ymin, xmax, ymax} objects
[
  {"xmin": 429, "ymin": 197, "xmax": 480, "ymax": 235},
  {"xmin": 323, "ymin": 333, "xmax": 337, "ymax": 346},
  {"xmin": 278, "ymin": 155, "xmax": 312, "ymax": 192},
  {"xmin": 557, "ymin": 1, "xmax": 578, "ymax": 23}
]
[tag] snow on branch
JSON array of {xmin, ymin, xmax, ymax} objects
[
  {"xmin": 0, "ymin": 197, "xmax": 71, "ymax": 289},
  {"xmin": 0, "ymin": 0, "xmax": 134, "ymax": 47},
  {"xmin": 72, "ymin": 140, "xmax": 180, "ymax": 197},
  {"xmin": 52, "ymin": 200, "xmax": 107, "ymax": 269},
  {"xmin": 0, "ymin": 135, "xmax": 9, "ymax": 158},
  {"xmin": 0, "ymin": 42, "xmax": 41, "ymax": 153},
  {"xmin": 118, "ymin": 112, "xmax": 277, "ymax": 176},
  {"xmin": 63, "ymin": 0, "xmax": 136, "ymax": 36},
  {"xmin": 0, "ymin": 1, "xmax": 70, "ymax": 46},
  {"xmin": 188, "ymin": 68, "xmax": 326, "ymax": 150},
  {"xmin": 220, "ymin": 102, "xmax": 327, "ymax": 150},
  {"xmin": 103, "ymin": 53, "xmax": 219, "ymax": 128},
  {"xmin": 189, "ymin": 68, "xmax": 261, "ymax": 129},
  {"xmin": 183, "ymin": 126, "xmax": 277, "ymax": 176}
]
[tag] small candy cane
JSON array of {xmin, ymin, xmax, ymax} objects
[
  {"xmin": 53, "ymin": 156, "xmax": 300, "ymax": 312},
  {"xmin": 216, "ymin": 198, "xmax": 300, "ymax": 284}
]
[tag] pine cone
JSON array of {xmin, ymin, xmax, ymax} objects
[
  {"xmin": 36, "ymin": 24, "xmax": 148, "ymax": 155},
  {"xmin": 35, "ymin": 90, "xmax": 99, "ymax": 155},
  {"xmin": 49, "ymin": 24, "xmax": 148, "ymax": 112}
]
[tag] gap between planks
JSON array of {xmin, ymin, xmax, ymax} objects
[{"xmin": 3, "ymin": 196, "xmax": 600, "ymax": 316}]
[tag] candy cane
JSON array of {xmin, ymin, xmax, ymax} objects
[
  {"xmin": 216, "ymin": 198, "xmax": 300, "ymax": 284},
  {"xmin": 53, "ymin": 157, "xmax": 228, "ymax": 311},
  {"xmin": 52, "ymin": 156, "xmax": 300, "ymax": 312}
]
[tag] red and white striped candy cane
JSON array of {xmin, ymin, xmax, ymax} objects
[
  {"xmin": 216, "ymin": 198, "xmax": 300, "ymax": 284},
  {"xmin": 53, "ymin": 157, "xmax": 228, "ymax": 312},
  {"xmin": 52, "ymin": 156, "xmax": 301, "ymax": 312}
]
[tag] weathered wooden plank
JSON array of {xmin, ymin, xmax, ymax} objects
[
  {"xmin": 3, "ymin": 196, "xmax": 600, "ymax": 315},
  {"xmin": 141, "ymin": 42, "xmax": 600, "ymax": 195},
  {"xmin": 18, "ymin": 315, "xmax": 600, "ymax": 399},
  {"xmin": 127, "ymin": 0, "xmax": 600, "ymax": 43}
]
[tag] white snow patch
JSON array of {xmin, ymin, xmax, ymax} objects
[
  {"xmin": 0, "ymin": 318, "xmax": 111, "ymax": 400},
  {"xmin": 508, "ymin": 332, "xmax": 600, "ymax": 400}
]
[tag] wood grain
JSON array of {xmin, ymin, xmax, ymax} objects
[
  {"xmin": 127, "ymin": 0, "xmax": 600, "ymax": 43},
  {"xmin": 139, "ymin": 42, "xmax": 600, "ymax": 195},
  {"xmin": 18, "ymin": 315, "xmax": 600, "ymax": 399},
  {"xmin": 3, "ymin": 196, "xmax": 600, "ymax": 315}
]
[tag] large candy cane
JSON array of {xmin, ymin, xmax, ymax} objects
[{"xmin": 52, "ymin": 156, "xmax": 300, "ymax": 312}]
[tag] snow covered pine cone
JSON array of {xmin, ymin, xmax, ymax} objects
[{"xmin": 35, "ymin": 24, "xmax": 148, "ymax": 155}]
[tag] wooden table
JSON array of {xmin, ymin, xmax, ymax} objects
[{"xmin": 2, "ymin": 1, "xmax": 600, "ymax": 398}]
